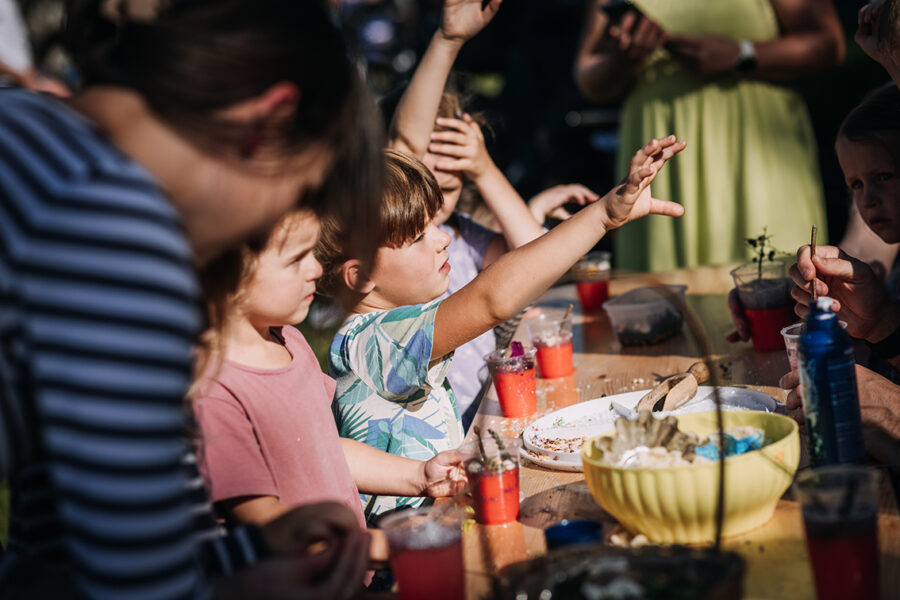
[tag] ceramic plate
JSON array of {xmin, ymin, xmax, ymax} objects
[{"xmin": 521, "ymin": 386, "xmax": 782, "ymax": 472}]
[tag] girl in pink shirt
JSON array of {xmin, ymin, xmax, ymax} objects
[{"xmin": 192, "ymin": 208, "xmax": 466, "ymax": 564}]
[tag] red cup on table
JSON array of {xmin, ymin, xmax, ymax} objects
[
  {"xmin": 731, "ymin": 260, "xmax": 792, "ymax": 352},
  {"xmin": 793, "ymin": 466, "xmax": 881, "ymax": 600},
  {"xmin": 380, "ymin": 506, "xmax": 465, "ymax": 600},
  {"xmin": 461, "ymin": 435, "xmax": 521, "ymax": 525},
  {"xmin": 572, "ymin": 251, "xmax": 611, "ymax": 311},
  {"xmin": 485, "ymin": 347, "xmax": 537, "ymax": 417},
  {"xmin": 525, "ymin": 313, "xmax": 574, "ymax": 378}
]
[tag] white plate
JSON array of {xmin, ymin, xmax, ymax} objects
[
  {"xmin": 519, "ymin": 447, "xmax": 586, "ymax": 472},
  {"xmin": 521, "ymin": 386, "xmax": 782, "ymax": 471}
]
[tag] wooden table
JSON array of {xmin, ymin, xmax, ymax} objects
[{"xmin": 462, "ymin": 266, "xmax": 900, "ymax": 599}]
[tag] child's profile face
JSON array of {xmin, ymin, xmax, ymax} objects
[
  {"xmin": 368, "ymin": 220, "xmax": 452, "ymax": 307},
  {"xmin": 837, "ymin": 137, "xmax": 900, "ymax": 244},
  {"xmin": 422, "ymin": 150, "xmax": 463, "ymax": 226},
  {"xmin": 241, "ymin": 212, "xmax": 323, "ymax": 328}
]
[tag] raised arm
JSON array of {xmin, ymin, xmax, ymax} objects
[
  {"xmin": 388, "ymin": 0, "xmax": 502, "ymax": 157},
  {"xmin": 431, "ymin": 136, "xmax": 686, "ymax": 358},
  {"xmin": 574, "ymin": 1, "xmax": 666, "ymax": 102}
]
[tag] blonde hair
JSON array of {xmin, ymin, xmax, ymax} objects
[{"xmin": 316, "ymin": 149, "xmax": 443, "ymax": 298}]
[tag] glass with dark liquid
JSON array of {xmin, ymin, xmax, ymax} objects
[{"xmin": 794, "ymin": 466, "xmax": 880, "ymax": 600}]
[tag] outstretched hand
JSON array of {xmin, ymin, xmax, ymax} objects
[
  {"xmin": 422, "ymin": 450, "xmax": 468, "ymax": 497},
  {"xmin": 789, "ymin": 244, "xmax": 895, "ymax": 342},
  {"xmin": 440, "ymin": 0, "xmax": 503, "ymax": 44},
  {"xmin": 599, "ymin": 135, "xmax": 686, "ymax": 232},
  {"xmin": 528, "ymin": 184, "xmax": 600, "ymax": 222}
]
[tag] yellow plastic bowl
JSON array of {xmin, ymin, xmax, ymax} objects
[{"xmin": 581, "ymin": 410, "xmax": 799, "ymax": 544}]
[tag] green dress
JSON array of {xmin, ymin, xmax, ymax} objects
[{"xmin": 614, "ymin": 0, "xmax": 827, "ymax": 271}]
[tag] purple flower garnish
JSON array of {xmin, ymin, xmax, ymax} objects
[{"xmin": 510, "ymin": 341, "xmax": 524, "ymax": 357}]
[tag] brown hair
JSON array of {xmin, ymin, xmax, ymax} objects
[
  {"xmin": 195, "ymin": 208, "xmax": 318, "ymax": 383},
  {"xmin": 837, "ymin": 82, "xmax": 900, "ymax": 166},
  {"xmin": 316, "ymin": 149, "xmax": 443, "ymax": 299},
  {"xmin": 65, "ymin": 0, "xmax": 385, "ymax": 246}
]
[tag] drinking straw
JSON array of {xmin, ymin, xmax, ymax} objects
[
  {"xmin": 810, "ymin": 225, "xmax": 818, "ymax": 303},
  {"xmin": 563, "ymin": 303, "xmax": 574, "ymax": 320}
]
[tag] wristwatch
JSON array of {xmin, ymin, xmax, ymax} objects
[{"xmin": 734, "ymin": 39, "xmax": 757, "ymax": 74}]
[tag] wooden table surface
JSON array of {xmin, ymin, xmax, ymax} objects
[{"xmin": 461, "ymin": 266, "xmax": 900, "ymax": 600}]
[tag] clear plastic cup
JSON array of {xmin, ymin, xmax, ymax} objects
[
  {"xmin": 731, "ymin": 260, "xmax": 792, "ymax": 352},
  {"xmin": 793, "ymin": 466, "xmax": 881, "ymax": 600},
  {"xmin": 460, "ymin": 435, "xmax": 521, "ymax": 525},
  {"xmin": 380, "ymin": 506, "xmax": 465, "ymax": 600},
  {"xmin": 485, "ymin": 347, "xmax": 537, "ymax": 417},
  {"xmin": 525, "ymin": 313, "xmax": 574, "ymax": 378},
  {"xmin": 572, "ymin": 251, "xmax": 611, "ymax": 311},
  {"xmin": 782, "ymin": 321, "xmax": 847, "ymax": 371}
]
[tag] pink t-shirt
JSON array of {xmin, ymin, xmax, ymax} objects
[{"xmin": 194, "ymin": 326, "xmax": 366, "ymax": 530}]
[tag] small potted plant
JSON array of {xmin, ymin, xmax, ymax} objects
[{"xmin": 729, "ymin": 228, "xmax": 795, "ymax": 352}]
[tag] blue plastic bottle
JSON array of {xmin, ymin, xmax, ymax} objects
[{"xmin": 797, "ymin": 297, "xmax": 866, "ymax": 466}]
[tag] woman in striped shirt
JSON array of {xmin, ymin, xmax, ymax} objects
[{"xmin": 0, "ymin": 1, "xmax": 382, "ymax": 599}]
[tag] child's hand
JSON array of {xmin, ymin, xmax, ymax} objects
[
  {"xmin": 429, "ymin": 115, "xmax": 495, "ymax": 181},
  {"xmin": 421, "ymin": 450, "xmax": 468, "ymax": 497},
  {"xmin": 599, "ymin": 135, "xmax": 686, "ymax": 231},
  {"xmin": 528, "ymin": 184, "xmax": 600, "ymax": 223},
  {"xmin": 439, "ymin": 0, "xmax": 503, "ymax": 44}
]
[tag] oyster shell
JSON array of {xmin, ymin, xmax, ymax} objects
[{"xmin": 591, "ymin": 410, "xmax": 700, "ymax": 465}]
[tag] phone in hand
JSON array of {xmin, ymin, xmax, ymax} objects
[{"xmin": 599, "ymin": 0, "xmax": 644, "ymax": 25}]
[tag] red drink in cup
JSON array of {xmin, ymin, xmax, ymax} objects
[
  {"xmin": 794, "ymin": 466, "xmax": 881, "ymax": 600},
  {"xmin": 731, "ymin": 260, "xmax": 791, "ymax": 353},
  {"xmin": 534, "ymin": 339, "xmax": 574, "ymax": 378},
  {"xmin": 486, "ymin": 347, "xmax": 537, "ymax": 417},
  {"xmin": 525, "ymin": 313, "xmax": 575, "ymax": 378},
  {"xmin": 744, "ymin": 305, "xmax": 794, "ymax": 352},
  {"xmin": 381, "ymin": 507, "xmax": 465, "ymax": 600},
  {"xmin": 462, "ymin": 435, "xmax": 521, "ymax": 525},
  {"xmin": 573, "ymin": 251, "xmax": 611, "ymax": 312}
]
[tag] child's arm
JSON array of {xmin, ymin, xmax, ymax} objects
[
  {"xmin": 340, "ymin": 438, "xmax": 467, "ymax": 497},
  {"xmin": 431, "ymin": 136, "xmax": 686, "ymax": 359},
  {"xmin": 388, "ymin": 0, "xmax": 502, "ymax": 157},
  {"xmin": 429, "ymin": 114, "xmax": 544, "ymax": 262}
]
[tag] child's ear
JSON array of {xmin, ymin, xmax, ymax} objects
[{"xmin": 342, "ymin": 259, "xmax": 375, "ymax": 294}]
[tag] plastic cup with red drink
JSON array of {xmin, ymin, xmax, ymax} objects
[
  {"xmin": 731, "ymin": 260, "xmax": 793, "ymax": 352},
  {"xmin": 461, "ymin": 434, "xmax": 521, "ymax": 525},
  {"xmin": 572, "ymin": 251, "xmax": 611, "ymax": 311},
  {"xmin": 793, "ymin": 466, "xmax": 881, "ymax": 600},
  {"xmin": 525, "ymin": 313, "xmax": 574, "ymax": 378},
  {"xmin": 485, "ymin": 344, "xmax": 537, "ymax": 417},
  {"xmin": 380, "ymin": 506, "xmax": 465, "ymax": 600}
]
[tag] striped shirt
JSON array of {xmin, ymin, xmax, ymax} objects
[{"xmin": 0, "ymin": 88, "xmax": 263, "ymax": 599}]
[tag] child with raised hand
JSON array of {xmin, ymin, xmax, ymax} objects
[
  {"xmin": 320, "ymin": 138, "xmax": 685, "ymax": 518},
  {"xmin": 192, "ymin": 208, "xmax": 467, "ymax": 552},
  {"xmin": 387, "ymin": 0, "xmax": 599, "ymax": 416}
]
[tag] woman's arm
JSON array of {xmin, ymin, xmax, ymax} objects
[
  {"xmin": 388, "ymin": 0, "xmax": 502, "ymax": 157},
  {"xmin": 664, "ymin": 0, "xmax": 844, "ymax": 81},
  {"xmin": 431, "ymin": 136, "xmax": 686, "ymax": 359},
  {"xmin": 574, "ymin": 1, "xmax": 665, "ymax": 102}
]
